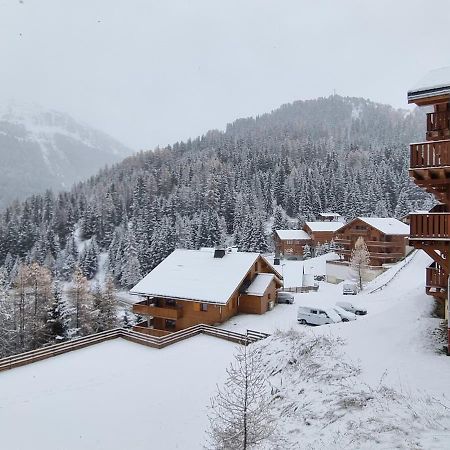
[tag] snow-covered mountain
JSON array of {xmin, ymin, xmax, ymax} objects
[{"xmin": 0, "ymin": 101, "xmax": 132, "ymax": 209}]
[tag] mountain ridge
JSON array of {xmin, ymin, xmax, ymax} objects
[{"xmin": 0, "ymin": 100, "xmax": 132, "ymax": 209}]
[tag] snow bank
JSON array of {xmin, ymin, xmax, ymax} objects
[{"xmin": 259, "ymin": 330, "xmax": 450, "ymax": 449}]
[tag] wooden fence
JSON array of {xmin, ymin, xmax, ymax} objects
[{"xmin": 0, "ymin": 324, "xmax": 270, "ymax": 373}]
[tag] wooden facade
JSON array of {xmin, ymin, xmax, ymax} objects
[
  {"xmin": 132, "ymin": 254, "xmax": 282, "ymax": 336},
  {"xmin": 303, "ymin": 222, "xmax": 341, "ymax": 245},
  {"xmin": 334, "ymin": 218, "xmax": 408, "ymax": 266},
  {"xmin": 273, "ymin": 230, "xmax": 311, "ymax": 258},
  {"xmin": 408, "ymin": 72, "xmax": 450, "ymax": 304}
]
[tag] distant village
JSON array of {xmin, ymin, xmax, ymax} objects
[{"xmin": 128, "ymin": 211, "xmax": 410, "ymax": 337}]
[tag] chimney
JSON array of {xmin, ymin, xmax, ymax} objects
[{"xmin": 214, "ymin": 249, "xmax": 226, "ymax": 258}]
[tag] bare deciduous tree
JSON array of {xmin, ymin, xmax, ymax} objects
[
  {"xmin": 350, "ymin": 236, "xmax": 370, "ymax": 290},
  {"xmin": 207, "ymin": 343, "xmax": 275, "ymax": 450}
]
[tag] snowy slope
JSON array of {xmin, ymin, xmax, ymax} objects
[
  {"xmin": 1, "ymin": 250, "xmax": 450, "ymax": 449},
  {"xmin": 0, "ymin": 336, "xmax": 236, "ymax": 450},
  {"xmin": 0, "ymin": 100, "xmax": 132, "ymax": 208}
]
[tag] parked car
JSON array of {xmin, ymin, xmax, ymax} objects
[
  {"xmin": 276, "ymin": 291, "xmax": 294, "ymax": 304},
  {"xmin": 343, "ymin": 283, "xmax": 358, "ymax": 295},
  {"xmin": 330, "ymin": 305, "xmax": 357, "ymax": 322},
  {"xmin": 336, "ymin": 301, "xmax": 367, "ymax": 316},
  {"xmin": 297, "ymin": 306, "xmax": 342, "ymax": 326},
  {"xmin": 314, "ymin": 275, "xmax": 326, "ymax": 282}
]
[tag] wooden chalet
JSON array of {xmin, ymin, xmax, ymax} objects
[
  {"xmin": 334, "ymin": 217, "xmax": 409, "ymax": 266},
  {"xmin": 273, "ymin": 229, "xmax": 311, "ymax": 258},
  {"xmin": 408, "ymin": 67, "xmax": 450, "ymax": 308},
  {"xmin": 130, "ymin": 248, "xmax": 283, "ymax": 336},
  {"xmin": 303, "ymin": 221, "xmax": 342, "ymax": 245}
]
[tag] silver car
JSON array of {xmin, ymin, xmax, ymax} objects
[{"xmin": 276, "ymin": 291, "xmax": 294, "ymax": 304}]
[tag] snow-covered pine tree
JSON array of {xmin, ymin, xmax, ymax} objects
[
  {"xmin": 45, "ymin": 281, "xmax": 70, "ymax": 342},
  {"xmin": 92, "ymin": 277, "xmax": 118, "ymax": 332},
  {"xmin": 271, "ymin": 204, "xmax": 290, "ymax": 234},
  {"xmin": 79, "ymin": 237, "xmax": 99, "ymax": 280},
  {"xmin": 0, "ymin": 266, "xmax": 15, "ymax": 357},
  {"xmin": 120, "ymin": 226, "xmax": 142, "ymax": 288}
]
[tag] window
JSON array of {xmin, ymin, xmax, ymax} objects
[
  {"xmin": 165, "ymin": 319, "xmax": 176, "ymax": 329},
  {"xmin": 268, "ymin": 293, "xmax": 272, "ymax": 300},
  {"xmin": 165, "ymin": 299, "xmax": 176, "ymax": 307},
  {"xmin": 200, "ymin": 303, "xmax": 208, "ymax": 312}
]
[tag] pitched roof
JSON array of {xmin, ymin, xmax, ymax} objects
[
  {"xmin": 244, "ymin": 273, "xmax": 276, "ymax": 297},
  {"xmin": 408, "ymin": 66, "xmax": 450, "ymax": 103},
  {"xmin": 318, "ymin": 212, "xmax": 343, "ymax": 219},
  {"xmin": 275, "ymin": 229, "xmax": 311, "ymax": 240},
  {"xmin": 130, "ymin": 249, "xmax": 262, "ymax": 305},
  {"xmin": 305, "ymin": 221, "xmax": 342, "ymax": 232},
  {"xmin": 337, "ymin": 217, "xmax": 410, "ymax": 235}
]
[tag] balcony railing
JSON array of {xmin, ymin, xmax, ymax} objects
[
  {"xmin": 133, "ymin": 303, "xmax": 183, "ymax": 319},
  {"xmin": 410, "ymin": 139, "xmax": 450, "ymax": 169},
  {"xmin": 336, "ymin": 249, "xmax": 404, "ymax": 259},
  {"xmin": 426, "ymin": 262, "xmax": 447, "ymax": 289},
  {"xmin": 133, "ymin": 321, "xmax": 174, "ymax": 337},
  {"xmin": 409, "ymin": 213, "xmax": 450, "ymax": 239},
  {"xmin": 334, "ymin": 238, "xmax": 403, "ymax": 248}
]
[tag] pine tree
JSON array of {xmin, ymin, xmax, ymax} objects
[
  {"xmin": 45, "ymin": 281, "xmax": 70, "ymax": 342},
  {"xmin": 121, "ymin": 227, "xmax": 142, "ymax": 288},
  {"xmin": 92, "ymin": 277, "xmax": 118, "ymax": 332}
]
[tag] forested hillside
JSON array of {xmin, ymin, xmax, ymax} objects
[{"xmin": 0, "ymin": 95, "xmax": 431, "ymax": 290}]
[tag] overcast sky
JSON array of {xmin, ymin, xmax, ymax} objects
[{"xmin": 0, "ymin": 0, "xmax": 449, "ymax": 150}]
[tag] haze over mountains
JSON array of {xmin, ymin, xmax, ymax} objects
[
  {"xmin": 0, "ymin": 94, "xmax": 432, "ymax": 290},
  {"xmin": 0, "ymin": 101, "xmax": 132, "ymax": 209}
]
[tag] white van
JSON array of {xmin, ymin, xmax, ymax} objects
[
  {"xmin": 336, "ymin": 301, "xmax": 367, "ymax": 316},
  {"xmin": 297, "ymin": 306, "xmax": 342, "ymax": 326}
]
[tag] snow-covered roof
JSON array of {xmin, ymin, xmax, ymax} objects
[
  {"xmin": 275, "ymin": 229, "xmax": 311, "ymax": 240},
  {"xmin": 355, "ymin": 217, "xmax": 410, "ymax": 235},
  {"xmin": 130, "ymin": 249, "xmax": 262, "ymax": 305},
  {"xmin": 244, "ymin": 273, "xmax": 276, "ymax": 296},
  {"xmin": 305, "ymin": 221, "xmax": 342, "ymax": 232},
  {"xmin": 408, "ymin": 66, "xmax": 450, "ymax": 103},
  {"xmin": 318, "ymin": 212, "xmax": 343, "ymax": 218}
]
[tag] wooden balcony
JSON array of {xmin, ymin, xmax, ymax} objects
[
  {"xmin": 409, "ymin": 213, "xmax": 450, "ymax": 240},
  {"xmin": 426, "ymin": 263, "xmax": 447, "ymax": 289},
  {"xmin": 410, "ymin": 139, "xmax": 450, "ymax": 169},
  {"xmin": 133, "ymin": 321, "xmax": 174, "ymax": 337},
  {"xmin": 426, "ymin": 111, "xmax": 450, "ymax": 140},
  {"xmin": 133, "ymin": 303, "xmax": 183, "ymax": 319},
  {"xmin": 334, "ymin": 238, "xmax": 403, "ymax": 248},
  {"xmin": 335, "ymin": 248, "xmax": 404, "ymax": 259}
]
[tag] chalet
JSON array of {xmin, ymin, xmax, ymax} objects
[
  {"xmin": 317, "ymin": 212, "xmax": 344, "ymax": 222},
  {"xmin": 334, "ymin": 217, "xmax": 410, "ymax": 266},
  {"xmin": 407, "ymin": 67, "xmax": 450, "ymax": 331},
  {"xmin": 130, "ymin": 248, "xmax": 283, "ymax": 336},
  {"xmin": 303, "ymin": 221, "xmax": 342, "ymax": 245},
  {"xmin": 273, "ymin": 229, "xmax": 311, "ymax": 259}
]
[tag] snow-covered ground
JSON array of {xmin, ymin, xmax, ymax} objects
[
  {"xmin": 0, "ymin": 335, "xmax": 235, "ymax": 450},
  {"xmin": 1, "ymin": 250, "xmax": 450, "ymax": 449},
  {"xmin": 224, "ymin": 250, "xmax": 450, "ymax": 393}
]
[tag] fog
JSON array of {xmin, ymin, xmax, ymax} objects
[{"xmin": 0, "ymin": 0, "xmax": 448, "ymax": 149}]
